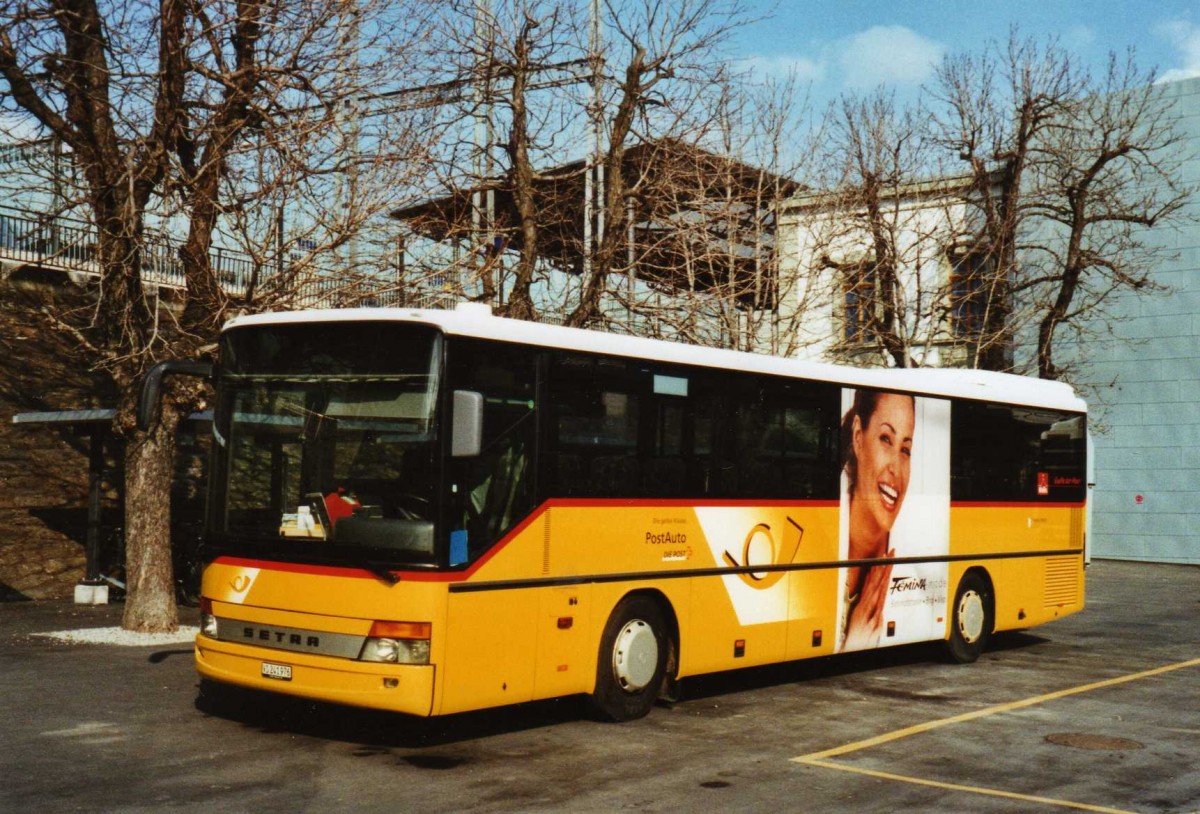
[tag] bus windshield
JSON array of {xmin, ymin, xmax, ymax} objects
[{"xmin": 210, "ymin": 322, "xmax": 443, "ymax": 567}]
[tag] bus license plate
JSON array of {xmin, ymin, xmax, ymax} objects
[{"xmin": 261, "ymin": 662, "xmax": 292, "ymax": 681}]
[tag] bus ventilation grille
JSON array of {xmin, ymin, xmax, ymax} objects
[{"xmin": 1044, "ymin": 556, "xmax": 1080, "ymax": 608}]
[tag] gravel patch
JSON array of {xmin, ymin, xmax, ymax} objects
[{"xmin": 34, "ymin": 626, "xmax": 199, "ymax": 646}]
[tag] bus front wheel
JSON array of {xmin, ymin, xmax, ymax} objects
[
  {"xmin": 589, "ymin": 596, "xmax": 668, "ymax": 722},
  {"xmin": 946, "ymin": 572, "xmax": 993, "ymax": 664}
]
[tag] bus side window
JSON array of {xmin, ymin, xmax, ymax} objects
[
  {"xmin": 547, "ymin": 353, "xmax": 640, "ymax": 498},
  {"xmin": 722, "ymin": 377, "xmax": 839, "ymax": 500},
  {"xmin": 690, "ymin": 389, "xmax": 721, "ymax": 495},
  {"xmin": 644, "ymin": 400, "xmax": 685, "ymax": 496},
  {"xmin": 447, "ymin": 340, "xmax": 538, "ymax": 562},
  {"xmin": 952, "ymin": 402, "xmax": 1086, "ymax": 502}
]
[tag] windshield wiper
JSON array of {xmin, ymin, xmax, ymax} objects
[{"xmin": 360, "ymin": 560, "xmax": 400, "ymax": 585}]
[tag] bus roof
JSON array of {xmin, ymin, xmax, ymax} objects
[{"xmin": 224, "ymin": 303, "xmax": 1086, "ymax": 413}]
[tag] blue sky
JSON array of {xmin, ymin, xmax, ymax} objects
[{"xmin": 730, "ymin": 0, "xmax": 1200, "ymax": 107}]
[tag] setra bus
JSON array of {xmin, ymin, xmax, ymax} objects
[{"xmin": 140, "ymin": 302, "xmax": 1087, "ymax": 721}]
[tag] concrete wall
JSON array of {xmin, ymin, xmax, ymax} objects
[{"xmin": 1076, "ymin": 76, "xmax": 1200, "ymax": 564}]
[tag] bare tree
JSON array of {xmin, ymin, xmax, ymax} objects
[
  {"xmin": 0, "ymin": 0, "xmax": 427, "ymax": 630},
  {"xmin": 792, "ymin": 32, "xmax": 1192, "ymax": 381},
  {"xmin": 566, "ymin": 0, "xmax": 751, "ymax": 328},
  {"xmin": 930, "ymin": 32, "xmax": 1084, "ymax": 372},
  {"xmin": 792, "ymin": 89, "xmax": 982, "ymax": 370},
  {"xmin": 431, "ymin": 0, "xmax": 583, "ymax": 320},
  {"xmin": 1023, "ymin": 52, "xmax": 1190, "ymax": 380},
  {"xmin": 403, "ymin": 0, "xmax": 777, "ymax": 339},
  {"xmin": 832, "ymin": 91, "xmax": 922, "ymax": 368},
  {"xmin": 1, "ymin": 0, "xmax": 197, "ymax": 630},
  {"xmin": 169, "ymin": 1, "xmax": 435, "ymax": 312},
  {"xmin": 601, "ymin": 70, "xmax": 812, "ymax": 355},
  {"xmin": 932, "ymin": 31, "xmax": 1191, "ymax": 380}
]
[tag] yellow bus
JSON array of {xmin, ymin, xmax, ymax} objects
[{"xmin": 145, "ymin": 303, "xmax": 1087, "ymax": 721}]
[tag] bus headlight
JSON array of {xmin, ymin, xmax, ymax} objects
[
  {"xmin": 199, "ymin": 597, "xmax": 218, "ymax": 638},
  {"xmin": 360, "ymin": 638, "xmax": 430, "ymax": 664},
  {"xmin": 359, "ymin": 621, "xmax": 431, "ymax": 665}
]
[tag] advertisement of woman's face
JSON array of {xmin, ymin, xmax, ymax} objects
[{"xmin": 851, "ymin": 392, "xmax": 915, "ymax": 540}]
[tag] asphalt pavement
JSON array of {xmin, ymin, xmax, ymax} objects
[{"xmin": 1, "ymin": 560, "xmax": 1198, "ymax": 813}]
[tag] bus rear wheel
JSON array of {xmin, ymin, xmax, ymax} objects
[
  {"xmin": 946, "ymin": 572, "xmax": 993, "ymax": 664},
  {"xmin": 589, "ymin": 596, "xmax": 668, "ymax": 722}
]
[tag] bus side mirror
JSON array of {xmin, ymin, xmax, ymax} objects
[
  {"xmin": 451, "ymin": 390, "xmax": 483, "ymax": 457},
  {"xmin": 137, "ymin": 360, "xmax": 213, "ymax": 431}
]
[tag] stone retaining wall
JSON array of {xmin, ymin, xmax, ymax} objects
[{"xmin": 0, "ymin": 276, "xmax": 116, "ymax": 600}]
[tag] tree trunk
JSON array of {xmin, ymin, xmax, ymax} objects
[
  {"xmin": 121, "ymin": 406, "xmax": 181, "ymax": 633},
  {"xmin": 566, "ymin": 47, "xmax": 646, "ymax": 329},
  {"xmin": 501, "ymin": 16, "xmax": 538, "ymax": 323}
]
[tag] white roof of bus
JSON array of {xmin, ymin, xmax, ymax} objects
[{"xmin": 224, "ymin": 303, "xmax": 1086, "ymax": 413}]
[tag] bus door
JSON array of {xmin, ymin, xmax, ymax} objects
[{"xmin": 440, "ymin": 339, "xmax": 541, "ymax": 713}]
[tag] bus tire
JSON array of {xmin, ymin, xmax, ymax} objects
[
  {"xmin": 195, "ymin": 679, "xmax": 236, "ymax": 714},
  {"xmin": 589, "ymin": 596, "xmax": 668, "ymax": 722},
  {"xmin": 946, "ymin": 571, "xmax": 993, "ymax": 664}
]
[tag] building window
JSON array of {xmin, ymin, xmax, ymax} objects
[
  {"xmin": 842, "ymin": 266, "xmax": 877, "ymax": 344},
  {"xmin": 949, "ymin": 251, "xmax": 993, "ymax": 338}
]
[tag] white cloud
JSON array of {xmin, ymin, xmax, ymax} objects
[
  {"xmin": 837, "ymin": 26, "xmax": 946, "ymax": 90},
  {"xmin": 740, "ymin": 53, "xmax": 826, "ymax": 84},
  {"xmin": 1156, "ymin": 20, "xmax": 1200, "ymax": 83},
  {"xmin": 1064, "ymin": 25, "xmax": 1097, "ymax": 50}
]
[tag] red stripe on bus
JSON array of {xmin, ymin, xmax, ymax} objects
[
  {"xmin": 211, "ymin": 556, "xmax": 400, "ymax": 581},
  {"xmin": 537, "ymin": 498, "xmax": 840, "ymax": 510},
  {"xmin": 457, "ymin": 498, "xmax": 840, "ymax": 577},
  {"xmin": 951, "ymin": 501, "xmax": 1087, "ymax": 509}
]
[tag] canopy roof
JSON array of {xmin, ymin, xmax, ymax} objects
[{"xmin": 391, "ymin": 139, "xmax": 802, "ymax": 305}]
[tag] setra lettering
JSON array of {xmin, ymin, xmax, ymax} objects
[{"xmin": 239, "ymin": 626, "xmax": 320, "ymax": 649}]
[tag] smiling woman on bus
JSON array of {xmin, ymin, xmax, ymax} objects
[{"xmin": 839, "ymin": 389, "xmax": 916, "ymax": 651}]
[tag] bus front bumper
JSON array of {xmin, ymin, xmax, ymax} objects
[{"xmin": 195, "ymin": 635, "xmax": 436, "ymax": 716}]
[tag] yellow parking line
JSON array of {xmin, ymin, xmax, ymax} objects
[
  {"xmin": 792, "ymin": 657, "xmax": 1200, "ymax": 813},
  {"xmin": 799, "ymin": 760, "xmax": 1137, "ymax": 814},
  {"xmin": 796, "ymin": 657, "xmax": 1200, "ymax": 762}
]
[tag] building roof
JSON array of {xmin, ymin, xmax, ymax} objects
[{"xmin": 390, "ymin": 139, "xmax": 802, "ymax": 305}]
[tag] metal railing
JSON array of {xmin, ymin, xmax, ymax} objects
[
  {"xmin": 0, "ymin": 203, "xmax": 290, "ymax": 296},
  {"xmin": 0, "ymin": 203, "xmax": 684, "ymax": 319},
  {"xmin": 0, "ymin": 203, "xmax": 446, "ymax": 310},
  {"xmin": 0, "ymin": 204, "xmax": 98, "ymax": 272}
]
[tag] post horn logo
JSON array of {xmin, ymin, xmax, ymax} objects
[
  {"xmin": 230, "ymin": 574, "xmax": 252, "ymax": 593},
  {"xmin": 722, "ymin": 517, "xmax": 804, "ymax": 589}
]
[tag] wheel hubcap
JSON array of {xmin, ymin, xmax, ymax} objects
[
  {"xmin": 958, "ymin": 589, "xmax": 985, "ymax": 643},
  {"xmin": 613, "ymin": 619, "xmax": 658, "ymax": 692}
]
